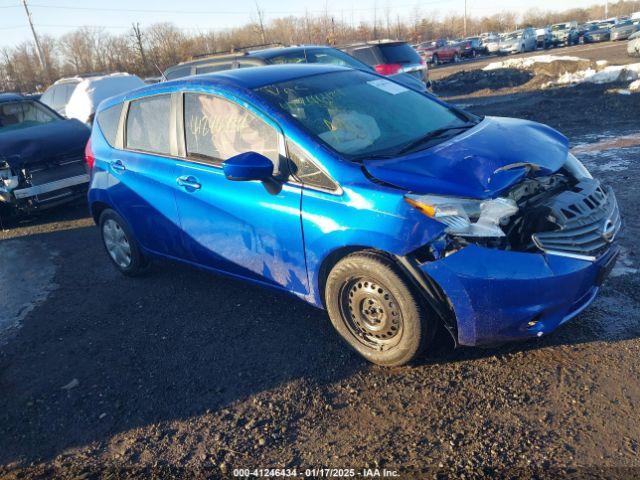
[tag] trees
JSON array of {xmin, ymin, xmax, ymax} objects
[{"xmin": 2, "ymin": 0, "xmax": 640, "ymax": 93}]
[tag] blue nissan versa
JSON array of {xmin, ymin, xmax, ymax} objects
[{"xmin": 87, "ymin": 65, "xmax": 621, "ymax": 366}]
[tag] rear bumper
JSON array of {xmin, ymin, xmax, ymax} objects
[{"xmin": 418, "ymin": 244, "xmax": 619, "ymax": 346}]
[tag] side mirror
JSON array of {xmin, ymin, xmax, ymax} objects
[{"xmin": 222, "ymin": 151, "xmax": 273, "ymax": 182}]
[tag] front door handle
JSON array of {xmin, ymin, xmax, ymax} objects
[
  {"xmin": 176, "ymin": 175, "xmax": 201, "ymax": 191},
  {"xmin": 110, "ymin": 160, "xmax": 126, "ymax": 172}
]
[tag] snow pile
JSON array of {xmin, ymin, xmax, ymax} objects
[
  {"xmin": 483, "ymin": 55, "xmax": 585, "ymax": 71},
  {"xmin": 552, "ymin": 63, "xmax": 640, "ymax": 86},
  {"xmin": 630, "ymin": 79, "xmax": 640, "ymax": 92}
]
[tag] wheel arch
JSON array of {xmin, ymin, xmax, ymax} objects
[
  {"xmin": 317, "ymin": 245, "xmax": 382, "ymax": 307},
  {"xmin": 90, "ymin": 201, "xmax": 111, "ymax": 224}
]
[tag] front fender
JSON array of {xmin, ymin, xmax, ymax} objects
[{"xmin": 301, "ymin": 184, "xmax": 445, "ymax": 306}]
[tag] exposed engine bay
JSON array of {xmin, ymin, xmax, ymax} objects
[{"xmin": 422, "ymin": 171, "xmax": 621, "ymax": 262}]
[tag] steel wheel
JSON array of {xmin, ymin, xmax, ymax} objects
[
  {"xmin": 102, "ymin": 218, "xmax": 132, "ymax": 269},
  {"xmin": 339, "ymin": 277, "xmax": 403, "ymax": 352}
]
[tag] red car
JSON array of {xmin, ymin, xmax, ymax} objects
[{"xmin": 416, "ymin": 39, "xmax": 462, "ymax": 65}]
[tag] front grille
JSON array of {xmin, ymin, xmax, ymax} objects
[
  {"xmin": 27, "ymin": 157, "xmax": 86, "ymax": 186},
  {"xmin": 532, "ymin": 181, "xmax": 621, "ymax": 259}
]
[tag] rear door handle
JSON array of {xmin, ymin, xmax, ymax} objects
[
  {"xmin": 110, "ymin": 160, "xmax": 126, "ymax": 172},
  {"xmin": 176, "ymin": 175, "xmax": 201, "ymax": 191}
]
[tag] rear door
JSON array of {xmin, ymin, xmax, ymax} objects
[
  {"xmin": 173, "ymin": 91, "xmax": 308, "ymax": 295},
  {"xmin": 107, "ymin": 93, "xmax": 185, "ymax": 258}
]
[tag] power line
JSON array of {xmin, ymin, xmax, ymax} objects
[{"xmin": 26, "ymin": 0, "xmax": 446, "ymax": 16}]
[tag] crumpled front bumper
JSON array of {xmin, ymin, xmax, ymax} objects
[{"xmin": 419, "ymin": 244, "xmax": 619, "ymax": 346}]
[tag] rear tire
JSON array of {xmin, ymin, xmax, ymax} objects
[
  {"xmin": 325, "ymin": 251, "xmax": 435, "ymax": 366},
  {"xmin": 99, "ymin": 208, "xmax": 148, "ymax": 276}
]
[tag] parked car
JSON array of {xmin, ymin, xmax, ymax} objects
[
  {"xmin": 88, "ymin": 64, "xmax": 621, "ymax": 366},
  {"xmin": 483, "ymin": 34, "xmax": 503, "ymax": 54},
  {"xmin": 42, "ymin": 73, "xmax": 145, "ymax": 125},
  {"xmin": 583, "ymin": 23, "xmax": 613, "ymax": 43},
  {"xmin": 628, "ymin": 31, "xmax": 640, "ymax": 56},
  {"xmin": 550, "ymin": 21, "xmax": 580, "ymax": 46},
  {"xmin": 0, "ymin": 93, "xmax": 90, "ymax": 217},
  {"xmin": 535, "ymin": 27, "xmax": 553, "ymax": 49},
  {"xmin": 340, "ymin": 41, "xmax": 429, "ymax": 88},
  {"xmin": 40, "ymin": 77, "xmax": 82, "ymax": 116},
  {"xmin": 416, "ymin": 39, "xmax": 462, "ymax": 65},
  {"xmin": 64, "ymin": 74, "xmax": 145, "ymax": 125},
  {"xmin": 500, "ymin": 28, "xmax": 537, "ymax": 54},
  {"xmin": 610, "ymin": 20, "xmax": 640, "ymax": 41},
  {"xmin": 165, "ymin": 44, "xmax": 429, "ymax": 91},
  {"xmin": 458, "ymin": 37, "xmax": 486, "ymax": 58}
]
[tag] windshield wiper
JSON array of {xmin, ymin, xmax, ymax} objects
[{"xmin": 397, "ymin": 122, "xmax": 476, "ymax": 155}]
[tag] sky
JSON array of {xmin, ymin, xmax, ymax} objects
[{"xmin": 0, "ymin": 0, "xmax": 602, "ymax": 48}]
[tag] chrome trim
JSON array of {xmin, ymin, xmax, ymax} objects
[
  {"xmin": 13, "ymin": 174, "xmax": 89, "ymax": 199},
  {"xmin": 540, "ymin": 249, "xmax": 596, "ymax": 262}
]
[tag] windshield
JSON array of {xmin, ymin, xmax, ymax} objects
[
  {"xmin": 504, "ymin": 31, "xmax": 521, "ymax": 40},
  {"xmin": 552, "ymin": 24, "xmax": 568, "ymax": 31},
  {"xmin": 255, "ymin": 70, "xmax": 469, "ymax": 159},
  {"xmin": 0, "ymin": 100, "xmax": 59, "ymax": 131}
]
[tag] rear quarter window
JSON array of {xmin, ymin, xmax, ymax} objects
[
  {"xmin": 165, "ymin": 66, "xmax": 191, "ymax": 80},
  {"xmin": 126, "ymin": 95, "xmax": 172, "ymax": 155},
  {"xmin": 96, "ymin": 103, "xmax": 123, "ymax": 147}
]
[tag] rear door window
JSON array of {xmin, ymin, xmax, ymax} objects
[
  {"xmin": 183, "ymin": 92, "xmax": 279, "ymax": 168},
  {"xmin": 126, "ymin": 95, "xmax": 172, "ymax": 155},
  {"xmin": 378, "ymin": 43, "xmax": 421, "ymax": 64}
]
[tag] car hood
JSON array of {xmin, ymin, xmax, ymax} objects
[
  {"xmin": 362, "ymin": 116, "xmax": 569, "ymax": 199},
  {"xmin": 0, "ymin": 119, "xmax": 90, "ymax": 168}
]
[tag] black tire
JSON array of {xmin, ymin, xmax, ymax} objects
[
  {"xmin": 432, "ymin": 54, "xmax": 439, "ymax": 66},
  {"xmin": 325, "ymin": 251, "xmax": 435, "ymax": 366},
  {"xmin": 99, "ymin": 208, "xmax": 148, "ymax": 276}
]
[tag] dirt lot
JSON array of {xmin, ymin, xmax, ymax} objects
[
  {"xmin": 1, "ymin": 44, "xmax": 640, "ymax": 479},
  {"xmin": 429, "ymin": 40, "xmax": 634, "ymax": 81}
]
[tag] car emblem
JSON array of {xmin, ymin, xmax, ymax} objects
[{"xmin": 601, "ymin": 218, "xmax": 616, "ymax": 243}]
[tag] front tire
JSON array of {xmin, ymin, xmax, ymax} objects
[
  {"xmin": 99, "ymin": 209, "xmax": 148, "ymax": 276},
  {"xmin": 325, "ymin": 252, "xmax": 434, "ymax": 366}
]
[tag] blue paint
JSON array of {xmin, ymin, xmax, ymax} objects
[{"xmin": 89, "ymin": 65, "xmax": 619, "ymax": 347}]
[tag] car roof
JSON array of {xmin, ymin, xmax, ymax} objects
[
  {"xmin": 0, "ymin": 93, "xmax": 24, "ymax": 103},
  {"xmin": 101, "ymin": 64, "xmax": 354, "ymax": 112},
  {"xmin": 247, "ymin": 45, "xmax": 336, "ymax": 59},
  {"xmin": 192, "ymin": 64, "xmax": 349, "ymax": 89}
]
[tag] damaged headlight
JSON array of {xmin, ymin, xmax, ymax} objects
[
  {"xmin": 405, "ymin": 194, "xmax": 518, "ymax": 238},
  {"xmin": 0, "ymin": 162, "xmax": 19, "ymax": 192},
  {"xmin": 564, "ymin": 153, "xmax": 593, "ymax": 180}
]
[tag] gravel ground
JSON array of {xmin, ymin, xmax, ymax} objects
[{"xmin": 1, "ymin": 49, "xmax": 640, "ymax": 479}]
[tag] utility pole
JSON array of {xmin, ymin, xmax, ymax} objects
[
  {"xmin": 20, "ymin": 0, "xmax": 49, "ymax": 80},
  {"xmin": 132, "ymin": 23, "xmax": 148, "ymax": 73},
  {"xmin": 463, "ymin": 0, "xmax": 468, "ymax": 37},
  {"xmin": 604, "ymin": 0, "xmax": 608, "ymax": 19}
]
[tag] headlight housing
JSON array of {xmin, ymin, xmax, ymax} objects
[
  {"xmin": 405, "ymin": 194, "xmax": 518, "ymax": 238},
  {"xmin": 0, "ymin": 162, "xmax": 19, "ymax": 192},
  {"xmin": 564, "ymin": 152, "xmax": 592, "ymax": 180}
]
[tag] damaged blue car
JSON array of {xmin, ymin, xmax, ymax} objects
[
  {"xmin": 87, "ymin": 65, "xmax": 621, "ymax": 366},
  {"xmin": 0, "ymin": 93, "xmax": 90, "ymax": 218}
]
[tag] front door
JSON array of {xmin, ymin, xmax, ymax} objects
[{"xmin": 173, "ymin": 92, "xmax": 308, "ymax": 296}]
